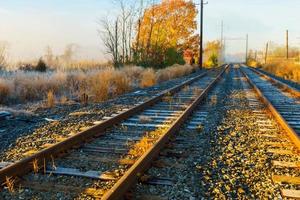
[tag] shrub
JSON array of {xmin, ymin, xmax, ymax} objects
[
  {"xmin": 164, "ymin": 48, "xmax": 185, "ymax": 66},
  {"xmin": 0, "ymin": 63, "xmax": 196, "ymax": 105},
  {"xmin": 35, "ymin": 59, "xmax": 48, "ymax": 72},
  {"xmin": 0, "ymin": 79, "xmax": 10, "ymax": 103},
  {"xmin": 47, "ymin": 90, "xmax": 55, "ymax": 108},
  {"xmin": 140, "ymin": 69, "xmax": 156, "ymax": 88},
  {"xmin": 112, "ymin": 71, "xmax": 132, "ymax": 95},
  {"xmin": 262, "ymin": 61, "xmax": 300, "ymax": 83},
  {"xmin": 89, "ymin": 69, "xmax": 113, "ymax": 102},
  {"xmin": 204, "ymin": 53, "xmax": 218, "ymax": 68}
]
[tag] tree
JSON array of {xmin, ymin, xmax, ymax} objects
[
  {"xmin": 0, "ymin": 42, "xmax": 8, "ymax": 69},
  {"xmin": 134, "ymin": 0, "xmax": 198, "ymax": 68},
  {"xmin": 61, "ymin": 44, "xmax": 77, "ymax": 66},
  {"xmin": 99, "ymin": 17, "xmax": 120, "ymax": 67},
  {"xmin": 99, "ymin": 0, "xmax": 139, "ymax": 67},
  {"xmin": 204, "ymin": 40, "xmax": 221, "ymax": 67},
  {"xmin": 44, "ymin": 46, "xmax": 54, "ymax": 67},
  {"xmin": 35, "ymin": 58, "xmax": 47, "ymax": 72}
]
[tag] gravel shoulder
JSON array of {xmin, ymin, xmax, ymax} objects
[
  {"xmin": 133, "ymin": 65, "xmax": 285, "ymax": 199},
  {"xmin": 0, "ymin": 70, "xmax": 205, "ymax": 162}
]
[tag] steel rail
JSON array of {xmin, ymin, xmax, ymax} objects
[
  {"xmin": 247, "ymin": 66, "xmax": 300, "ymax": 98},
  {"xmin": 240, "ymin": 66, "xmax": 300, "ymax": 151},
  {"xmin": 101, "ymin": 65, "xmax": 229, "ymax": 200},
  {"xmin": 0, "ymin": 67, "xmax": 223, "ymax": 186}
]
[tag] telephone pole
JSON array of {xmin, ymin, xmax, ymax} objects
[
  {"xmin": 265, "ymin": 42, "xmax": 269, "ymax": 64},
  {"xmin": 286, "ymin": 30, "xmax": 289, "ymax": 60},
  {"xmin": 199, "ymin": 0, "xmax": 204, "ymax": 69},
  {"xmin": 220, "ymin": 21, "xmax": 224, "ymax": 63}
]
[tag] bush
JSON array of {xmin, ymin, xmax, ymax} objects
[
  {"xmin": 47, "ymin": 90, "xmax": 55, "ymax": 108},
  {"xmin": 140, "ymin": 69, "xmax": 156, "ymax": 88},
  {"xmin": 205, "ymin": 54, "xmax": 218, "ymax": 68},
  {"xmin": 262, "ymin": 61, "xmax": 300, "ymax": 83},
  {"xmin": 35, "ymin": 59, "xmax": 48, "ymax": 72},
  {"xmin": 0, "ymin": 64, "xmax": 196, "ymax": 105},
  {"xmin": 0, "ymin": 79, "xmax": 10, "ymax": 104},
  {"xmin": 164, "ymin": 48, "xmax": 185, "ymax": 67}
]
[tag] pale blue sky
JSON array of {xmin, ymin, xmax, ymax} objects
[{"xmin": 0, "ymin": 0, "xmax": 299, "ymax": 62}]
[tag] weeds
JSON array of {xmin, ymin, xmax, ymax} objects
[
  {"xmin": 193, "ymin": 88, "xmax": 202, "ymax": 96},
  {"xmin": 47, "ymin": 90, "xmax": 55, "ymax": 108},
  {"xmin": 140, "ymin": 69, "xmax": 156, "ymax": 88},
  {"xmin": 32, "ymin": 159, "xmax": 39, "ymax": 173},
  {"xmin": 139, "ymin": 115, "xmax": 152, "ymax": 123},
  {"xmin": 0, "ymin": 64, "xmax": 196, "ymax": 105},
  {"xmin": 4, "ymin": 176, "xmax": 15, "ymax": 193},
  {"xmin": 0, "ymin": 79, "xmax": 10, "ymax": 103},
  {"xmin": 262, "ymin": 61, "xmax": 300, "ymax": 83},
  {"xmin": 60, "ymin": 95, "xmax": 68, "ymax": 104}
]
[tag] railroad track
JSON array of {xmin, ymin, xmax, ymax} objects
[
  {"xmin": 0, "ymin": 65, "xmax": 227, "ymax": 199},
  {"xmin": 1, "ymin": 64, "xmax": 300, "ymax": 199},
  {"xmin": 241, "ymin": 65, "xmax": 300, "ymax": 199},
  {"xmin": 130, "ymin": 64, "xmax": 300, "ymax": 198}
]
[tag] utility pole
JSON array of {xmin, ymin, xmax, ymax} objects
[
  {"xmin": 265, "ymin": 42, "xmax": 269, "ymax": 64},
  {"xmin": 199, "ymin": 0, "xmax": 204, "ymax": 69},
  {"xmin": 286, "ymin": 30, "xmax": 289, "ymax": 60},
  {"xmin": 255, "ymin": 50, "xmax": 257, "ymax": 61},
  {"xmin": 245, "ymin": 34, "xmax": 248, "ymax": 64},
  {"xmin": 220, "ymin": 21, "xmax": 224, "ymax": 64}
]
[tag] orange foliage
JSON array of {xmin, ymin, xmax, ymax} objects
[{"xmin": 136, "ymin": 0, "xmax": 198, "ymax": 60}]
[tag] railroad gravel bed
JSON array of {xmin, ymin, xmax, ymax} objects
[
  {"xmin": 0, "ymin": 69, "xmax": 204, "ymax": 162},
  {"xmin": 133, "ymin": 66, "xmax": 284, "ymax": 199}
]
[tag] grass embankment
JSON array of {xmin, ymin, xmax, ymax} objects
[
  {"xmin": 248, "ymin": 60, "xmax": 300, "ymax": 83},
  {"xmin": 261, "ymin": 61, "xmax": 300, "ymax": 83},
  {"xmin": 0, "ymin": 64, "xmax": 197, "ymax": 106}
]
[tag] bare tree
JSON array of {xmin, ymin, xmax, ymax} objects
[
  {"xmin": 99, "ymin": 17, "xmax": 120, "ymax": 67},
  {"xmin": 61, "ymin": 44, "xmax": 78, "ymax": 67},
  {"xmin": 0, "ymin": 42, "xmax": 8, "ymax": 69},
  {"xmin": 44, "ymin": 46, "xmax": 54, "ymax": 67},
  {"xmin": 99, "ymin": 0, "xmax": 143, "ymax": 67}
]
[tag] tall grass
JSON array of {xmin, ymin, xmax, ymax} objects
[
  {"xmin": 261, "ymin": 61, "xmax": 300, "ymax": 83},
  {"xmin": 0, "ymin": 64, "xmax": 197, "ymax": 105},
  {"xmin": 140, "ymin": 69, "xmax": 156, "ymax": 88}
]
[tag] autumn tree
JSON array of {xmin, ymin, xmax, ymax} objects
[
  {"xmin": 204, "ymin": 40, "xmax": 222, "ymax": 68},
  {"xmin": 133, "ymin": 0, "xmax": 198, "ymax": 68}
]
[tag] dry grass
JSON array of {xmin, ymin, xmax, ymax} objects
[
  {"xmin": 262, "ymin": 61, "xmax": 300, "ymax": 83},
  {"xmin": 32, "ymin": 159, "xmax": 39, "ymax": 174},
  {"xmin": 140, "ymin": 69, "xmax": 156, "ymax": 88},
  {"xmin": 128, "ymin": 127, "xmax": 168, "ymax": 158},
  {"xmin": 156, "ymin": 64, "xmax": 197, "ymax": 83},
  {"xmin": 4, "ymin": 176, "xmax": 15, "ymax": 193},
  {"xmin": 46, "ymin": 90, "xmax": 55, "ymax": 108},
  {"xmin": 0, "ymin": 64, "xmax": 196, "ymax": 105},
  {"xmin": 128, "ymin": 137, "xmax": 154, "ymax": 157},
  {"xmin": 60, "ymin": 95, "xmax": 68, "ymax": 104},
  {"xmin": 139, "ymin": 115, "xmax": 152, "ymax": 123},
  {"xmin": 193, "ymin": 88, "xmax": 202, "ymax": 96},
  {"xmin": 0, "ymin": 79, "xmax": 10, "ymax": 104}
]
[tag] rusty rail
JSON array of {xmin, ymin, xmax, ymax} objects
[
  {"xmin": 240, "ymin": 66, "xmax": 300, "ymax": 151},
  {"xmin": 102, "ymin": 65, "xmax": 229, "ymax": 199},
  {"xmin": 0, "ymin": 67, "xmax": 225, "ymax": 185}
]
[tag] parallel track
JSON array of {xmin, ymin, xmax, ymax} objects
[
  {"xmin": 0, "ymin": 66, "xmax": 227, "ymax": 199},
  {"xmin": 241, "ymin": 65, "xmax": 300, "ymax": 199}
]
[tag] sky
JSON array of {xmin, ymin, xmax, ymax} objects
[{"xmin": 0, "ymin": 0, "xmax": 300, "ymax": 62}]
